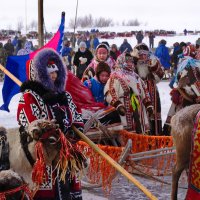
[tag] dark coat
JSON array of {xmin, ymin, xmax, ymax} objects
[
  {"xmin": 73, "ymin": 49, "xmax": 93, "ymax": 67},
  {"xmin": 4, "ymin": 42, "xmax": 14, "ymax": 56},
  {"xmin": 119, "ymin": 42, "xmax": 133, "ymax": 53},
  {"xmin": 73, "ymin": 49, "xmax": 93, "ymax": 79},
  {"xmin": 136, "ymin": 32, "xmax": 144, "ymax": 43}
]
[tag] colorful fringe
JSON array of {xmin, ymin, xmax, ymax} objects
[{"xmin": 77, "ymin": 130, "xmax": 175, "ymax": 192}]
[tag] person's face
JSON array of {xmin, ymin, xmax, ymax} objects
[
  {"xmin": 99, "ymin": 71, "xmax": 110, "ymax": 84},
  {"xmin": 125, "ymin": 56, "xmax": 134, "ymax": 71},
  {"xmin": 49, "ymin": 71, "xmax": 58, "ymax": 82},
  {"xmin": 80, "ymin": 46, "xmax": 86, "ymax": 52},
  {"xmin": 139, "ymin": 53, "xmax": 148, "ymax": 61},
  {"xmin": 182, "ymin": 46, "xmax": 186, "ymax": 50},
  {"xmin": 111, "ymin": 47, "xmax": 117, "ymax": 52},
  {"xmin": 96, "ymin": 48, "xmax": 108, "ymax": 61}
]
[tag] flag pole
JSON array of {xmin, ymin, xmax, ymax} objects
[
  {"xmin": 38, "ymin": 0, "xmax": 44, "ymax": 47},
  {"xmin": 0, "ymin": 63, "xmax": 157, "ymax": 200},
  {"xmin": 72, "ymin": 0, "xmax": 79, "ymax": 48}
]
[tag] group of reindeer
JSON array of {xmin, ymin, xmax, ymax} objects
[{"xmin": 1, "ymin": 57, "xmax": 200, "ymax": 199}]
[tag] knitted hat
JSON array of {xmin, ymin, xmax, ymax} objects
[
  {"xmin": 96, "ymin": 43, "xmax": 110, "ymax": 52},
  {"xmin": 135, "ymin": 43, "xmax": 149, "ymax": 51},
  {"xmin": 134, "ymin": 43, "xmax": 149, "ymax": 55},
  {"xmin": 116, "ymin": 52, "xmax": 138, "ymax": 68},
  {"xmin": 95, "ymin": 62, "xmax": 111, "ymax": 79},
  {"xmin": 79, "ymin": 41, "xmax": 86, "ymax": 48}
]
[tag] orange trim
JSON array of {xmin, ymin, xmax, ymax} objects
[{"xmin": 77, "ymin": 131, "xmax": 175, "ymax": 193}]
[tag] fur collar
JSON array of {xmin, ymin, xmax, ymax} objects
[{"xmin": 20, "ymin": 80, "xmax": 68, "ymax": 106}]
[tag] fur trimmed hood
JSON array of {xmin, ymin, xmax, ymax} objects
[{"xmin": 32, "ymin": 48, "xmax": 66, "ymax": 93}]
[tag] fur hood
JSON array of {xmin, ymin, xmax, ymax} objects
[{"xmin": 32, "ymin": 48, "xmax": 66, "ymax": 93}]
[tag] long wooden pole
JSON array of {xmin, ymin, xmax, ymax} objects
[
  {"xmin": 72, "ymin": 0, "xmax": 79, "ymax": 48},
  {"xmin": 72, "ymin": 125, "xmax": 157, "ymax": 200},
  {"xmin": 0, "ymin": 64, "xmax": 157, "ymax": 200},
  {"xmin": 38, "ymin": 0, "xmax": 44, "ymax": 48},
  {"xmin": 0, "ymin": 64, "xmax": 22, "ymax": 86}
]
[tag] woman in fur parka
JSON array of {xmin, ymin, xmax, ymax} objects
[{"xmin": 17, "ymin": 48, "xmax": 84, "ymax": 200}]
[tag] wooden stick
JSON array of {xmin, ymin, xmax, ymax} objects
[
  {"xmin": 0, "ymin": 64, "xmax": 22, "ymax": 86},
  {"xmin": 72, "ymin": 125, "xmax": 157, "ymax": 200},
  {"xmin": 0, "ymin": 63, "xmax": 157, "ymax": 200}
]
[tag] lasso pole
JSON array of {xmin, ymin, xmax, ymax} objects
[{"xmin": 72, "ymin": 125, "xmax": 157, "ymax": 200}]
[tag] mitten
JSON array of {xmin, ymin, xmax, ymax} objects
[
  {"xmin": 112, "ymin": 100, "xmax": 126, "ymax": 116},
  {"xmin": 146, "ymin": 106, "xmax": 154, "ymax": 116},
  {"xmin": 148, "ymin": 58, "xmax": 158, "ymax": 72},
  {"xmin": 117, "ymin": 105, "xmax": 126, "ymax": 116},
  {"xmin": 79, "ymin": 57, "xmax": 87, "ymax": 64},
  {"xmin": 52, "ymin": 104, "xmax": 67, "ymax": 131}
]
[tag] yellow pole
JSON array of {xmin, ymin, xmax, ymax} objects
[
  {"xmin": 72, "ymin": 125, "xmax": 157, "ymax": 200},
  {"xmin": 0, "ymin": 63, "xmax": 157, "ymax": 200},
  {"xmin": 0, "ymin": 64, "xmax": 22, "ymax": 86}
]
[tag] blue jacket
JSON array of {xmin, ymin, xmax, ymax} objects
[
  {"xmin": 83, "ymin": 78, "xmax": 106, "ymax": 104},
  {"xmin": 61, "ymin": 46, "xmax": 72, "ymax": 63},
  {"xmin": 93, "ymin": 38, "xmax": 100, "ymax": 49},
  {"xmin": 155, "ymin": 44, "xmax": 171, "ymax": 69},
  {"xmin": 119, "ymin": 42, "xmax": 133, "ymax": 53}
]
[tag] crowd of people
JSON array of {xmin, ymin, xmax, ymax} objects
[
  {"xmin": 0, "ymin": 35, "xmax": 36, "ymax": 80},
  {"xmin": 1, "ymin": 31, "xmax": 200, "ymax": 199},
  {"xmin": 59, "ymin": 35, "xmax": 200, "ymax": 137}
]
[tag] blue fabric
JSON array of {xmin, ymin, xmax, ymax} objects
[
  {"xmin": 0, "ymin": 55, "xmax": 28, "ymax": 111},
  {"xmin": 169, "ymin": 69, "xmax": 177, "ymax": 89},
  {"xmin": 174, "ymin": 58, "xmax": 200, "ymax": 83},
  {"xmin": 119, "ymin": 42, "xmax": 133, "ymax": 53},
  {"xmin": 155, "ymin": 44, "xmax": 171, "ymax": 69},
  {"xmin": 61, "ymin": 47, "xmax": 72, "ymax": 63},
  {"xmin": 85, "ymin": 40, "xmax": 90, "ymax": 49},
  {"xmin": 83, "ymin": 78, "xmax": 106, "ymax": 104},
  {"xmin": 56, "ymin": 13, "xmax": 65, "ymax": 53},
  {"xmin": 0, "ymin": 13, "xmax": 65, "ymax": 112},
  {"xmin": 12, "ymin": 38, "xmax": 18, "ymax": 47},
  {"xmin": 61, "ymin": 47, "xmax": 71, "ymax": 57},
  {"xmin": 93, "ymin": 38, "xmax": 100, "ymax": 49},
  {"xmin": 173, "ymin": 46, "xmax": 180, "ymax": 53}
]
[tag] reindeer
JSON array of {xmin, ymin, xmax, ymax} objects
[
  {"xmin": 0, "ymin": 169, "xmax": 31, "ymax": 200},
  {"xmin": 171, "ymin": 104, "xmax": 200, "ymax": 200},
  {"xmin": 0, "ymin": 119, "xmax": 66, "ymax": 190}
]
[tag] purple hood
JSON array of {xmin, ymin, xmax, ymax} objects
[{"xmin": 32, "ymin": 48, "xmax": 67, "ymax": 93}]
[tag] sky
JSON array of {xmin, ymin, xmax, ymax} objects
[{"xmin": 0, "ymin": 0, "xmax": 200, "ymax": 32}]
